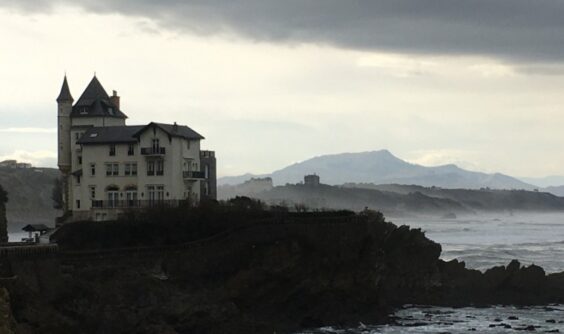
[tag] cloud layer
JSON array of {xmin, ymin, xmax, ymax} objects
[{"xmin": 3, "ymin": 0, "xmax": 564, "ymax": 63}]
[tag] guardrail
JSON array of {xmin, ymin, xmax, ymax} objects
[
  {"xmin": 183, "ymin": 171, "xmax": 205, "ymax": 179},
  {"xmin": 141, "ymin": 147, "xmax": 166, "ymax": 155},
  {"xmin": 91, "ymin": 200, "xmax": 186, "ymax": 209}
]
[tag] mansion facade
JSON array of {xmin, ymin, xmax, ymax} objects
[{"xmin": 57, "ymin": 76, "xmax": 216, "ymax": 222}]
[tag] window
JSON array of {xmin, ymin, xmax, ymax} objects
[
  {"xmin": 107, "ymin": 191, "xmax": 119, "ymax": 208},
  {"xmin": 186, "ymin": 140, "xmax": 191, "ymax": 149},
  {"xmin": 106, "ymin": 163, "xmax": 119, "ymax": 176},
  {"xmin": 76, "ymin": 175, "xmax": 81, "ymax": 185},
  {"xmin": 147, "ymin": 161, "xmax": 155, "ymax": 176},
  {"xmin": 126, "ymin": 191, "xmax": 137, "ymax": 206},
  {"xmin": 78, "ymin": 156, "xmax": 82, "ymax": 165},
  {"xmin": 124, "ymin": 163, "xmax": 138, "ymax": 176},
  {"xmin": 157, "ymin": 185, "xmax": 164, "ymax": 201},
  {"xmin": 90, "ymin": 163, "xmax": 96, "ymax": 176},
  {"xmin": 128, "ymin": 144, "xmax": 135, "ymax": 156},
  {"xmin": 156, "ymin": 160, "xmax": 164, "ymax": 176},
  {"xmin": 76, "ymin": 200, "xmax": 81, "ymax": 209},
  {"xmin": 152, "ymin": 139, "xmax": 160, "ymax": 151},
  {"xmin": 89, "ymin": 186, "xmax": 96, "ymax": 199},
  {"xmin": 109, "ymin": 144, "xmax": 116, "ymax": 156}
]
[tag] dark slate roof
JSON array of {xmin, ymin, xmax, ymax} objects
[
  {"xmin": 71, "ymin": 76, "xmax": 127, "ymax": 119},
  {"xmin": 134, "ymin": 122, "xmax": 204, "ymax": 140},
  {"xmin": 22, "ymin": 224, "xmax": 50, "ymax": 232},
  {"xmin": 56, "ymin": 76, "xmax": 74, "ymax": 103},
  {"xmin": 77, "ymin": 125, "xmax": 144, "ymax": 145}
]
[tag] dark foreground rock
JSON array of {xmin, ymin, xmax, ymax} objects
[{"xmin": 4, "ymin": 211, "xmax": 564, "ymax": 333}]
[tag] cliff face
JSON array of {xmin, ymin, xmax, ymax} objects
[
  {"xmin": 10, "ymin": 214, "xmax": 443, "ymax": 333},
  {"xmin": 6, "ymin": 213, "xmax": 564, "ymax": 333},
  {"xmin": 0, "ymin": 288, "xmax": 16, "ymax": 334},
  {"xmin": 0, "ymin": 204, "xmax": 7, "ymax": 243}
]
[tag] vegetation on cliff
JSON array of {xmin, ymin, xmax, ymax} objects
[
  {"xmin": 0, "ymin": 184, "xmax": 7, "ymax": 243},
  {"xmin": 52, "ymin": 197, "xmax": 355, "ymax": 250}
]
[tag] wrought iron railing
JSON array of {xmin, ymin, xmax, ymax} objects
[
  {"xmin": 91, "ymin": 200, "xmax": 184, "ymax": 209},
  {"xmin": 183, "ymin": 171, "xmax": 205, "ymax": 179},
  {"xmin": 140, "ymin": 147, "xmax": 166, "ymax": 155}
]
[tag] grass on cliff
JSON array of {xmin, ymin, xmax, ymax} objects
[{"xmin": 52, "ymin": 197, "xmax": 359, "ymax": 251}]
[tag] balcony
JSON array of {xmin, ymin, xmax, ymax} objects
[
  {"xmin": 141, "ymin": 147, "xmax": 166, "ymax": 155},
  {"xmin": 91, "ymin": 200, "xmax": 185, "ymax": 209},
  {"xmin": 183, "ymin": 171, "xmax": 205, "ymax": 179}
]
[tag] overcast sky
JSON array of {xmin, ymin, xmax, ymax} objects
[{"xmin": 1, "ymin": 1, "xmax": 564, "ymax": 178}]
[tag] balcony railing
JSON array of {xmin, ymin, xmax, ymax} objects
[
  {"xmin": 141, "ymin": 147, "xmax": 166, "ymax": 155},
  {"xmin": 183, "ymin": 171, "xmax": 205, "ymax": 179},
  {"xmin": 91, "ymin": 200, "xmax": 185, "ymax": 209}
]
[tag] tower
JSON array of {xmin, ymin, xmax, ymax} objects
[{"xmin": 56, "ymin": 76, "xmax": 73, "ymax": 213}]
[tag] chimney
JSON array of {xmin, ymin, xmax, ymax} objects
[
  {"xmin": 110, "ymin": 90, "xmax": 120, "ymax": 110},
  {"xmin": 173, "ymin": 122, "xmax": 178, "ymax": 132}
]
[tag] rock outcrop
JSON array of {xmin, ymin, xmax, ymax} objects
[{"xmin": 5, "ymin": 211, "xmax": 564, "ymax": 333}]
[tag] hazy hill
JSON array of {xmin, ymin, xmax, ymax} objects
[
  {"xmin": 520, "ymin": 175, "xmax": 564, "ymax": 188},
  {"xmin": 0, "ymin": 167, "xmax": 60, "ymax": 231},
  {"xmin": 344, "ymin": 183, "xmax": 564, "ymax": 212},
  {"xmin": 220, "ymin": 150, "xmax": 536, "ymax": 190},
  {"xmin": 545, "ymin": 185, "xmax": 564, "ymax": 197},
  {"xmin": 232, "ymin": 183, "xmax": 472, "ymax": 216},
  {"xmin": 218, "ymin": 182, "xmax": 564, "ymax": 216}
]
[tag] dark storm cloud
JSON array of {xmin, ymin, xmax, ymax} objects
[{"xmin": 3, "ymin": 0, "xmax": 564, "ymax": 63}]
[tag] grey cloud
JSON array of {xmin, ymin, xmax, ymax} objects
[{"xmin": 4, "ymin": 0, "xmax": 564, "ymax": 63}]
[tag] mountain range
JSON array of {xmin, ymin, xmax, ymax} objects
[{"xmin": 219, "ymin": 150, "xmax": 541, "ymax": 191}]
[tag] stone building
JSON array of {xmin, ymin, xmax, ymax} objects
[
  {"xmin": 57, "ymin": 75, "xmax": 216, "ymax": 222},
  {"xmin": 304, "ymin": 174, "xmax": 320, "ymax": 186}
]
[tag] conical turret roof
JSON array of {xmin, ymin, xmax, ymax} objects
[{"xmin": 56, "ymin": 76, "xmax": 73, "ymax": 103}]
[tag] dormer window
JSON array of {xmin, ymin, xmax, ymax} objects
[
  {"xmin": 80, "ymin": 107, "xmax": 88, "ymax": 115},
  {"xmin": 108, "ymin": 107, "xmax": 114, "ymax": 115}
]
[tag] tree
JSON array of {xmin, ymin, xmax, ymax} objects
[
  {"xmin": 0, "ymin": 184, "xmax": 7, "ymax": 243},
  {"xmin": 52, "ymin": 177, "xmax": 63, "ymax": 210},
  {"xmin": 0, "ymin": 184, "xmax": 6, "ymax": 206}
]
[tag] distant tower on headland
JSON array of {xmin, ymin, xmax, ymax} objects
[{"xmin": 304, "ymin": 174, "xmax": 320, "ymax": 186}]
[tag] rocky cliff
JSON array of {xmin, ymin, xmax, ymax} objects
[{"xmin": 4, "ymin": 210, "xmax": 564, "ymax": 333}]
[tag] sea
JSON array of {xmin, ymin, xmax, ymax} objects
[{"xmin": 298, "ymin": 212, "xmax": 564, "ymax": 333}]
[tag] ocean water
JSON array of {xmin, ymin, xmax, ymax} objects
[
  {"xmin": 299, "ymin": 213, "xmax": 564, "ymax": 333},
  {"xmin": 394, "ymin": 213, "xmax": 564, "ymax": 273},
  {"xmin": 300, "ymin": 305, "xmax": 564, "ymax": 333}
]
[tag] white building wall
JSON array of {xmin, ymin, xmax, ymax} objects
[{"xmin": 67, "ymin": 122, "xmax": 203, "ymax": 221}]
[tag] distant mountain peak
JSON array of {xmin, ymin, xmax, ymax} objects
[{"xmin": 219, "ymin": 149, "xmax": 536, "ymax": 190}]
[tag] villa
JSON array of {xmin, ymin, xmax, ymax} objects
[{"xmin": 57, "ymin": 75, "xmax": 216, "ymax": 222}]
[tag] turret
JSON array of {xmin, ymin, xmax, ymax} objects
[{"xmin": 57, "ymin": 76, "xmax": 73, "ymax": 173}]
